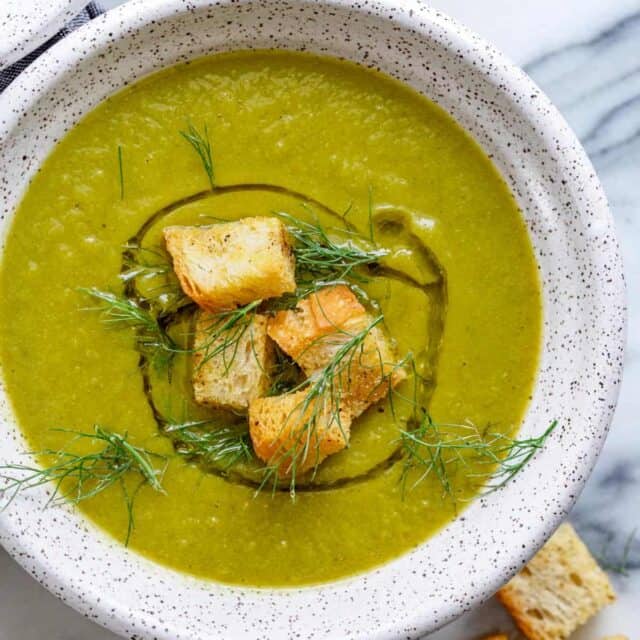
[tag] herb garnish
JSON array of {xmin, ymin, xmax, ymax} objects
[
  {"xmin": 80, "ymin": 287, "xmax": 180, "ymax": 371},
  {"xmin": 166, "ymin": 419, "xmax": 252, "ymax": 469},
  {"xmin": 180, "ymin": 123, "xmax": 215, "ymax": 189},
  {"xmin": 121, "ymin": 245, "xmax": 191, "ymax": 314},
  {"xmin": 399, "ymin": 414, "xmax": 558, "ymax": 502},
  {"xmin": 117, "ymin": 145, "xmax": 124, "ymax": 200},
  {"xmin": 194, "ymin": 300, "xmax": 263, "ymax": 374},
  {"xmin": 0, "ymin": 425, "xmax": 166, "ymax": 545},
  {"xmin": 121, "ymin": 246, "xmax": 172, "ymax": 283},
  {"xmin": 275, "ymin": 211, "xmax": 389, "ymax": 283}
]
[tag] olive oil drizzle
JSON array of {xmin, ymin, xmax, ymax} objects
[{"xmin": 125, "ymin": 183, "xmax": 448, "ymax": 493}]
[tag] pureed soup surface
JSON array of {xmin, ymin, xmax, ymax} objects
[{"xmin": 0, "ymin": 51, "xmax": 541, "ymax": 586}]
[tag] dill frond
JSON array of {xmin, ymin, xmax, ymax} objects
[
  {"xmin": 120, "ymin": 246, "xmax": 172, "ymax": 282},
  {"xmin": 267, "ymin": 345, "xmax": 302, "ymax": 396},
  {"xmin": 180, "ymin": 122, "xmax": 215, "ymax": 189},
  {"xmin": 367, "ymin": 185, "xmax": 375, "ymax": 242},
  {"xmin": 79, "ymin": 287, "xmax": 180, "ymax": 370},
  {"xmin": 166, "ymin": 419, "xmax": 252, "ymax": 469},
  {"xmin": 194, "ymin": 300, "xmax": 262, "ymax": 374},
  {"xmin": 194, "ymin": 291, "xmax": 329, "ymax": 376},
  {"xmin": 117, "ymin": 145, "xmax": 124, "ymax": 200},
  {"xmin": 121, "ymin": 245, "xmax": 191, "ymax": 314},
  {"xmin": 274, "ymin": 211, "xmax": 389, "ymax": 283},
  {"xmin": 399, "ymin": 415, "xmax": 558, "ymax": 502},
  {"xmin": 0, "ymin": 425, "xmax": 166, "ymax": 545}
]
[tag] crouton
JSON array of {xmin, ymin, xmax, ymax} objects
[
  {"xmin": 497, "ymin": 523, "xmax": 615, "ymax": 640},
  {"xmin": 267, "ymin": 285, "xmax": 367, "ymax": 370},
  {"xmin": 249, "ymin": 389, "xmax": 351, "ymax": 476},
  {"xmin": 163, "ymin": 217, "xmax": 296, "ymax": 312},
  {"xmin": 193, "ymin": 312, "xmax": 274, "ymax": 412},
  {"xmin": 267, "ymin": 284, "xmax": 406, "ymax": 416},
  {"xmin": 481, "ymin": 635, "xmax": 509, "ymax": 640}
]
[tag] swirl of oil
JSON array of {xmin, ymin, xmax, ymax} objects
[{"xmin": 122, "ymin": 184, "xmax": 447, "ymax": 492}]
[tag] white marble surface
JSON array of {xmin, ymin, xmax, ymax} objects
[{"xmin": 1, "ymin": 1, "xmax": 639, "ymax": 638}]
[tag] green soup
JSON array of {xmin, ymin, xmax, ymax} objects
[{"xmin": 0, "ymin": 51, "xmax": 541, "ymax": 586}]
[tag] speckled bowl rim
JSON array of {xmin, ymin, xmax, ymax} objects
[
  {"xmin": 0, "ymin": 0, "xmax": 88, "ymax": 70},
  {"xmin": 0, "ymin": 1, "xmax": 626, "ymax": 639}
]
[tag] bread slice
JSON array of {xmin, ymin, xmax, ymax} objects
[
  {"xmin": 267, "ymin": 284, "xmax": 406, "ymax": 416},
  {"xmin": 192, "ymin": 311, "xmax": 274, "ymax": 412},
  {"xmin": 497, "ymin": 523, "xmax": 616, "ymax": 640},
  {"xmin": 163, "ymin": 217, "xmax": 296, "ymax": 312},
  {"xmin": 249, "ymin": 389, "xmax": 351, "ymax": 476}
]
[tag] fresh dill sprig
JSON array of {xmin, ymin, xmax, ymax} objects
[
  {"xmin": 121, "ymin": 245, "xmax": 191, "ymax": 314},
  {"xmin": 0, "ymin": 425, "xmax": 166, "ymax": 545},
  {"xmin": 400, "ymin": 415, "xmax": 558, "ymax": 502},
  {"xmin": 180, "ymin": 123, "xmax": 215, "ymax": 189},
  {"xmin": 79, "ymin": 287, "xmax": 180, "ymax": 370},
  {"xmin": 267, "ymin": 345, "xmax": 302, "ymax": 396},
  {"xmin": 274, "ymin": 211, "xmax": 389, "ymax": 283},
  {"xmin": 195, "ymin": 300, "xmax": 262, "ymax": 374},
  {"xmin": 260, "ymin": 314, "xmax": 385, "ymax": 498},
  {"xmin": 166, "ymin": 419, "xmax": 252, "ymax": 469},
  {"xmin": 121, "ymin": 246, "xmax": 172, "ymax": 282},
  {"xmin": 367, "ymin": 185, "xmax": 375, "ymax": 242},
  {"xmin": 117, "ymin": 145, "xmax": 124, "ymax": 200},
  {"xmin": 195, "ymin": 290, "xmax": 330, "ymax": 375},
  {"xmin": 595, "ymin": 528, "xmax": 638, "ymax": 576}
]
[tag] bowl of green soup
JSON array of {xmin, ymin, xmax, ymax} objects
[{"xmin": 0, "ymin": 0, "xmax": 625, "ymax": 638}]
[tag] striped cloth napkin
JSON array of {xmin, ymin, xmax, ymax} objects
[{"xmin": 0, "ymin": 2, "xmax": 104, "ymax": 92}]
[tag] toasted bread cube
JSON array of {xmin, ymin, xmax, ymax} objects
[
  {"xmin": 267, "ymin": 285, "xmax": 406, "ymax": 416},
  {"xmin": 267, "ymin": 284, "xmax": 367, "ymax": 371},
  {"xmin": 497, "ymin": 523, "xmax": 615, "ymax": 640},
  {"xmin": 249, "ymin": 390, "xmax": 351, "ymax": 476},
  {"xmin": 193, "ymin": 312, "xmax": 274, "ymax": 412},
  {"xmin": 342, "ymin": 322, "xmax": 408, "ymax": 417},
  {"xmin": 481, "ymin": 636, "xmax": 509, "ymax": 640},
  {"xmin": 164, "ymin": 217, "xmax": 296, "ymax": 312}
]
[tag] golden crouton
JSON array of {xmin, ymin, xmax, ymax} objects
[
  {"xmin": 267, "ymin": 284, "xmax": 367, "ymax": 371},
  {"xmin": 480, "ymin": 635, "xmax": 509, "ymax": 640},
  {"xmin": 267, "ymin": 284, "xmax": 406, "ymax": 416},
  {"xmin": 497, "ymin": 523, "xmax": 615, "ymax": 640},
  {"xmin": 249, "ymin": 389, "xmax": 351, "ymax": 476},
  {"xmin": 193, "ymin": 312, "xmax": 274, "ymax": 412},
  {"xmin": 163, "ymin": 217, "xmax": 296, "ymax": 312}
]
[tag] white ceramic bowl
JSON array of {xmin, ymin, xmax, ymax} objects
[{"xmin": 0, "ymin": 1, "xmax": 626, "ymax": 639}]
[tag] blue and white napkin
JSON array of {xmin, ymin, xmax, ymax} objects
[{"xmin": 0, "ymin": 2, "xmax": 103, "ymax": 92}]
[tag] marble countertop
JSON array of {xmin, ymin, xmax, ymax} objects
[{"xmin": 1, "ymin": 1, "xmax": 638, "ymax": 638}]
